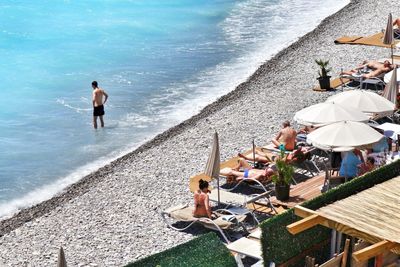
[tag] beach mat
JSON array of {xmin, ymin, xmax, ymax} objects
[
  {"xmin": 313, "ymin": 77, "xmax": 349, "ymax": 92},
  {"xmin": 334, "ymin": 32, "xmax": 399, "ymax": 48}
]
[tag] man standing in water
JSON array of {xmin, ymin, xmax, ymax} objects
[{"xmin": 92, "ymin": 81, "xmax": 108, "ymax": 129}]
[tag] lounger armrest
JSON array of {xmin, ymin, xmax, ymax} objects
[{"xmin": 246, "ymin": 190, "xmax": 273, "ymax": 203}]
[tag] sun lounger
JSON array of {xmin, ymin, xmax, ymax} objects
[
  {"xmin": 160, "ymin": 204, "xmax": 247, "ymax": 243},
  {"xmin": 227, "ymin": 237, "xmax": 263, "ymax": 260},
  {"xmin": 334, "ymin": 32, "xmax": 399, "ymax": 48},
  {"xmin": 249, "ymin": 228, "xmax": 262, "ymax": 239},
  {"xmin": 210, "ymin": 177, "xmax": 278, "ymax": 215}
]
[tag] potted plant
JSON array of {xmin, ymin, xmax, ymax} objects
[
  {"xmin": 271, "ymin": 147, "xmax": 295, "ymax": 201},
  {"xmin": 315, "ymin": 59, "xmax": 332, "ymax": 90}
]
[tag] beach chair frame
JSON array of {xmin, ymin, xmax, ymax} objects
[{"xmin": 160, "ymin": 204, "xmax": 249, "ymax": 243}]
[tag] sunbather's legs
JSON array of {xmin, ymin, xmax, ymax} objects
[
  {"xmin": 238, "ymin": 152, "xmax": 270, "ymax": 163},
  {"xmin": 232, "ymin": 158, "xmax": 252, "ymax": 170},
  {"xmin": 220, "ymin": 168, "xmax": 244, "ymax": 177}
]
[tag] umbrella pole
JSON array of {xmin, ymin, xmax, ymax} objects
[
  {"xmin": 392, "ymin": 44, "xmax": 394, "ymax": 65},
  {"xmin": 217, "ymin": 176, "xmax": 220, "ymax": 205},
  {"xmin": 252, "ymin": 139, "xmax": 256, "ymax": 167}
]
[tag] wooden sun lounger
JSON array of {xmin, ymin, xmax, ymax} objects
[{"xmin": 334, "ymin": 32, "xmax": 400, "ymax": 48}]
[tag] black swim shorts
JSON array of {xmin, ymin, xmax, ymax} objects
[{"xmin": 93, "ymin": 105, "xmax": 105, "ymax": 116}]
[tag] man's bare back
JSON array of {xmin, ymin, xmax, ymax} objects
[
  {"xmin": 93, "ymin": 88, "xmax": 107, "ymax": 107},
  {"xmin": 272, "ymin": 121, "xmax": 297, "ymax": 150}
]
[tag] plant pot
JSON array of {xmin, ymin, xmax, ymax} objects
[
  {"xmin": 317, "ymin": 76, "xmax": 331, "ymax": 90},
  {"xmin": 275, "ymin": 183, "xmax": 290, "ymax": 201}
]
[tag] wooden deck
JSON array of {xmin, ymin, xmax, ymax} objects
[{"xmin": 256, "ymin": 173, "xmax": 325, "ymax": 210}]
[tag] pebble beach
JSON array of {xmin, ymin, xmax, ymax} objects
[{"xmin": 0, "ymin": 0, "xmax": 398, "ymax": 265}]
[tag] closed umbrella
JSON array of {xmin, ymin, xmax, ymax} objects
[
  {"xmin": 383, "ymin": 13, "xmax": 394, "ymax": 63},
  {"xmin": 307, "ymin": 121, "xmax": 383, "ymax": 152},
  {"xmin": 294, "ymin": 102, "xmax": 369, "ymax": 127},
  {"xmin": 383, "ymin": 13, "xmax": 394, "ymax": 45},
  {"xmin": 383, "ymin": 65, "xmax": 399, "ymax": 104},
  {"xmin": 58, "ymin": 247, "xmax": 67, "ymax": 267},
  {"xmin": 326, "ymin": 90, "xmax": 395, "ymax": 118},
  {"xmin": 204, "ymin": 132, "xmax": 220, "ymax": 204}
]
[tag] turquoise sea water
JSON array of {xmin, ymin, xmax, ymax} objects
[{"xmin": 0, "ymin": 0, "xmax": 348, "ymax": 217}]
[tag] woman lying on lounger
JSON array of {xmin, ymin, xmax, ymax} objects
[
  {"xmin": 193, "ymin": 179, "xmax": 213, "ymax": 218},
  {"xmin": 220, "ymin": 158, "xmax": 276, "ymax": 184}
]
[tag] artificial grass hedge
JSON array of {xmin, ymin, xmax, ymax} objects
[
  {"xmin": 260, "ymin": 159, "xmax": 400, "ymax": 266},
  {"xmin": 125, "ymin": 232, "xmax": 236, "ymax": 267}
]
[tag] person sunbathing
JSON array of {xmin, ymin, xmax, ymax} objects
[
  {"xmin": 271, "ymin": 120, "xmax": 297, "ymax": 151},
  {"xmin": 341, "ymin": 60, "xmax": 393, "ymax": 78},
  {"xmin": 238, "ymin": 149, "xmax": 272, "ymax": 164},
  {"xmin": 286, "ymin": 145, "xmax": 311, "ymax": 164},
  {"xmin": 220, "ymin": 158, "xmax": 275, "ymax": 183},
  {"xmin": 193, "ymin": 179, "xmax": 213, "ymax": 218},
  {"xmin": 296, "ymin": 125, "xmax": 316, "ymax": 142}
]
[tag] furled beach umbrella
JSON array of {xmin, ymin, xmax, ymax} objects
[
  {"xmin": 383, "ymin": 65, "xmax": 399, "ymax": 104},
  {"xmin": 383, "ymin": 13, "xmax": 394, "ymax": 63},
  {"xmin": 58, "ymin": 247, "xmax": 67, "ymax": 267},
  {"xmin": 383, "ymin": 13, "xmax": 394, "ymax": 45},
  {"xmin": 204, "ymin": 132, "xmax": 221, "ymax": 204},
  {"xmin": 252, "ymin": 139, "xmax": 256, "ymax": 167},
  {"xmin": 307, "ymin": 121, "xmax": 383, "ymax": 152},
  {"xmin": 294, "ymin": 102, "xmax": 369, "ymax": 127},
  {"xmin": 326, "ymin": 90, "xmax": 395, "ymax": 118}
]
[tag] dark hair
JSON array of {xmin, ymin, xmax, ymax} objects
[
  {"xmin": 92, "ymin": 81, "xmax": 98, "ymax": 87},
  {"xmin": 199, "ymin": 179, "xmax": 209, "ymax": 190},
  {"xmin": 367, "ymin": 156, "xmax": 375, "ymax": 164},
  {"xmin": 283, "ymin": 120, "xmax": 290, "ymax": 127}
]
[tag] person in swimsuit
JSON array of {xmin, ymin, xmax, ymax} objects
[
  {"xmin": 238, "ymin": 149, "xmax": 272, "ymax": 164},
  {"xmin": 341, "ymin": 60, "xmax": 394, "ymax": 78},
  {"xmin": 272, "ymin": 120, "xmax": 297, "ymax": 151},
  {"xmin": 220, "ymin": 158, "xmax": 276, "ymax": 184},
  {"xmin": 193, "ymin": 179, "xmax": 213, "ymax": 218},
  {"xmin": 92, "ymin": 81, "xmax": 108, "ymax": 129}
]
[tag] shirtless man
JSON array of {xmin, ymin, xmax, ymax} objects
[
  {"xmin": 92, "ymin": 81, "xmax": 108, "ymax": 129},
  {"xmin": 341, "ymin": 60, "xmax": 393, "ymax": 78},
  {"xmin": 394, "ymin": 18, "xmax": 400, "ymax": 38},
  {"xmin": 272, "ymin": 121, "xmax": 297, "ymax": 151},
  {"xmin": 393, "ymin": 18, "xmax": 400, "ymax": 28}
]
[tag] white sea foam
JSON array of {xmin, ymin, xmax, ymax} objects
[{"xmin": 0, "ymin": 141, "xmax": 144, "ymax": 219}]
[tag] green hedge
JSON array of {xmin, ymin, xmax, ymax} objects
[
  {"xmin": 125, "ymin": 232, "xmax": 237, "ymax": 267},
  {"xmin": 261, "ymin": 159, "xmax": 400, "ymax": 266}
]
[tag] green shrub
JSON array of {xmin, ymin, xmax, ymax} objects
[
  {"xmin": 261, "ymin": 160, "xmax": 400, "ymax": 266},
  {"xmin": 125, "ymin": 232, "xmax": 236, "ymax": 267}
]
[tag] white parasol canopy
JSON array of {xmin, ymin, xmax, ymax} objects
[
  {"xmin": 326, "ymin": 90, "xmax": 395, "ymax": 118},
  {"xmin": 306, "ymin": 121, "xmax": 384, "ymax": 152},
  {"xmin": 294, "ymin": 102, "xmax": 369, "ymax": 127}
]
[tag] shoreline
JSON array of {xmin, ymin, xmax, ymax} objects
[
  {"xmin": 0, "ymin": 1, "xmax": 351, "ymax": 236},
  {"xmin": 0, "ymin": 0, "xmax": 351, "ymax": 235},
  {"xmin": 1, "ymin": 0, "xmax": 397, "ymax": 265}
]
